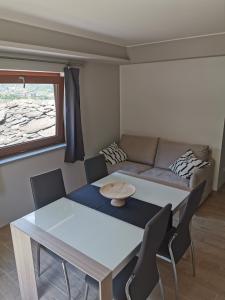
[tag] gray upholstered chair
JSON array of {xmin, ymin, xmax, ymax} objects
[
  {"xmin": 157, "ymin": 181, "xmax": 206, "ymax": 300},
  {"xmin": 30, "ymin": 169, "xmax": 71, "ymax": 299},
  {"xmin": 84, "ymin": 204, "xmax": 172, "ymax": 300},
  {"xmin": 84, "ymin": 154, "xmax": 108, "ymax": 184}
]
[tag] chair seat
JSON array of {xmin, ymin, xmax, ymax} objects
[
  {"xmin": 157, "ymin": 226, "xmax": 177, "ymax": 260},
  {"xmin": 85, "ymin": 256, "xmax": 138, "ymax": 300}
]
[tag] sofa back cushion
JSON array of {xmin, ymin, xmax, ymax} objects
[
  {"xmin": 119, "ymin": 134, "xmax": 158, "ymax": 165},
  {"xmin": 154, "ymin": 139, "xmax": 210, "ymax": 170}
]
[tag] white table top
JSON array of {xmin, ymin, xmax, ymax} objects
[
  {"xmin": 93, "ymin": 172, "xmax": 189, "ymax": 212},
  {"xmin": 24, "ymin": 197, "xmax": 143, "ymax": 275}
]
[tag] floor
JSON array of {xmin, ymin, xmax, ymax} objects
[{"xmin": 0, "ymin": 186, "xmax": 225, "ymax": 300}]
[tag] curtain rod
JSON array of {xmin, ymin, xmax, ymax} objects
[{"xmin": 0, "ymin": 55, "xmax": 84, "ymax": 67}]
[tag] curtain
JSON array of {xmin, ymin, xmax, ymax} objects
[{"xmin": 64, "ymin": 67, "xmax": 85, "ymax": 162}]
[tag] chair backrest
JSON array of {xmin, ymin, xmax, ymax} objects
[
  {"xmin": 172, "ymin": 181, "xmax": 206, "ymax": 262},
  {"xmin": 128, "ymin": 204, "xmax": 172, "ymax": 300},
  {"xmin": 84, "ymin": 154, "xmax": 108, "ymax": 184},
  {"xmin": 30, "ymin": 169, "xmax": 66, "ymax": 209}
]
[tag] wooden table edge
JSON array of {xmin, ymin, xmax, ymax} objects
[{"xmin": 11, "ymin": 218, "xmax": 112, "ymax": 282}]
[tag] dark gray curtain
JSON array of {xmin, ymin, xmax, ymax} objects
[{"xmin": 64, "ymin": 67, "xmax": 85, "ymax": 162}]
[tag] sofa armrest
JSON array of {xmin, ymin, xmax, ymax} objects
[{"xmin": 189, "ymin": 159, "xmax": 215, "ymax": 202}]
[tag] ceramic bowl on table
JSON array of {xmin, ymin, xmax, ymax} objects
[{"xmin": 100, "ymin": 181, "xmax": 136, "ymax": 207}]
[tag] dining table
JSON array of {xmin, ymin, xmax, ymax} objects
[{"xmin": 11, "ymin": 171, "xmax": 189, "ymax": 300}]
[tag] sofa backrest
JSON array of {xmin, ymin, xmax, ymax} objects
[
  {"xmin": 154, "ymin": 138, "xmax": 210, "ymax": 170},
  {"xmin": 119, "ymin": 134, "xmax": 158, "ymax": 166}
]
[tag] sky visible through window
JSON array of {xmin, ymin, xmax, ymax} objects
[{"xmin": 0, "ymin": 84, "xmax": 56, "ymax": 148}]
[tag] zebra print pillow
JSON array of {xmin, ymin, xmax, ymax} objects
[
  {"xmin": 169, "ymin": 149, "xmax": 209, "ymax": 179},
  {"xmin": 100, "ymin": 142, "xmax": 127, "ymax": 165}
]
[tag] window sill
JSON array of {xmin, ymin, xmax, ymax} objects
[{"xmin": 0, "ymin": 143, "xmax": 66, "ymax": 167}]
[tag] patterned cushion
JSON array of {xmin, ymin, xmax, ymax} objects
[
  {"xmin": 100, "ymin": 142, "xmax": 127, "ymax": 165},
  {"xmin": 169, "ymin": 149, "xmax": 209, "ymax": 179}
]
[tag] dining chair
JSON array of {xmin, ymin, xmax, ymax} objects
[
  {"xmin": 84, "ymin": 154, "xmax": 108, "ymax": 184},
  {"xmin": 157, "ymin": 181, "xmax": 206, "ymax": 300},
  {"xmin": 30, "ymin": 168, "xmax": 71, "ymax": 299},
  {"xmin": 84, "ymin": 203, "xmax": 172, "ymax": 300}
]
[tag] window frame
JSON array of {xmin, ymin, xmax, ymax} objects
[{"xmin": 0, "ymin": 70, "xmax": 65, "ymax": 159}]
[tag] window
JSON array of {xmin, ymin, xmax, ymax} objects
[{"xmin": 0, "ymin": 71, "xmax": 64, "ymax": 158}]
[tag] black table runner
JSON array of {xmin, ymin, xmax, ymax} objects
[{"xmin": 67, "ymin": 185, "xmax": 170, "ymax": 229}]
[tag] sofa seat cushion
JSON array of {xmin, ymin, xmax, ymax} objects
[
  {"xmin": 119, "ymin": 134, "xmax": 158, "ymax": 165},
  {"xmin": 107, "ymin": 161, "xmax": 152, "ymax": 174},
  {"xmin": 155, "ymin": 139, "xmax": 210, "ymax": 170},
  {"xmin": 139, "ymin": 168, "xmax": 190, "ymax": 190}
]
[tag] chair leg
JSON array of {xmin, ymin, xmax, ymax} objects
[
  {"xmin": 190, "ymin": 241, "xmax": 196, "ymax": 277},
  {"xmin": 125, "ymin": 275, "xmax": 135, "ymax": 300},
  {"xmin": 62, "ymin": 261, "xmax": 71, "ymax": 300},
  {"xmin": 169, "ymin": 246, "xmax": 179, "ymax": 300},
  {"xmin": 36, "ymin": 243, "xmax": 41, "ymax": 277},
  {"xmin": 159, "ymin": 277, "xmax": 165, "ymax": 300},
  {"xmin": 84, "ymin": 283, "xmax": 89, "ymax": 300}
]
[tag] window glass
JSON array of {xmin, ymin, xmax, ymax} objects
[{"xmin": 0, "ymin": 71, "xmax": 64, "ymax": 158}]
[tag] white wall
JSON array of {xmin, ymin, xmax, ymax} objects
[
  {"xmin": 0, "ymin": 62, "xmax": 120, "ymax": 227},
  {"xmin": 120, "ymin": 56, "xmax": 225, "ymax": 189},
  {"xmin": 81, "ymin": 62, "xmax": 120, "ymax": 156},
  {"xmin": 218, "ymin": 120, "xmax": 225, "ymax": 188}
]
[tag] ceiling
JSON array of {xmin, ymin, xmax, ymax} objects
[{"xmin": 0, "ymin": 0, "xmax": 224, "ymax": 46}]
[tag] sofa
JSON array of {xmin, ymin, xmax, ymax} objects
[{"xmin": 107, "ymin": 134, "xmax": 215, "ymax": 204}]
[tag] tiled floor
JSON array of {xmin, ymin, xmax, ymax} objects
[{"xmin": 0, "ymin": 186, "xmax": 225, "ymax": 299}]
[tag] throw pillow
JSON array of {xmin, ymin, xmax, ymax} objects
[
  {"xmin": 169, "ymin": 149, "xmax": 209, "ymax": 179},
  {"xmin": 100, "ymin": 142, "xmax": 127, "ymax": 165}
]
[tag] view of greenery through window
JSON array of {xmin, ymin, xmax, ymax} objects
[
  {"xmin": 0, "ymin": 84, "xmax": 54, "ymax": 101},
  {"xmin": 0, "ymin": 84, "xmax": 56, "ymax": 148}
]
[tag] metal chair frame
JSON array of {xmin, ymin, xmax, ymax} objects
[
  {"xmin": 37, "ymin": 244, "xmax": 71, "ymax": 299},
  {"xmin": 125, "ymin": 272, "xmax": 165, "ymax": 300},
  {"xmin": 84, "ymin": 272, "xmax": 165, "ymax": 300},
  {"xmin": 157, "ymin": 224, "xmax": 196, "ymax": 300}
]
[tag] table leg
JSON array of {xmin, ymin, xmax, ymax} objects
[
  {"xmin": 11, "ymin": 224, "xmax": 38, "ymax": 300},
  {"xmin": 99, "ymin": 272, "xmax": 112, "ymax": 300}
]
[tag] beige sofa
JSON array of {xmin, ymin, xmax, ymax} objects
[{"xmin": 107, "ymin": 135, "xmax": 215, "ymax": 204}]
